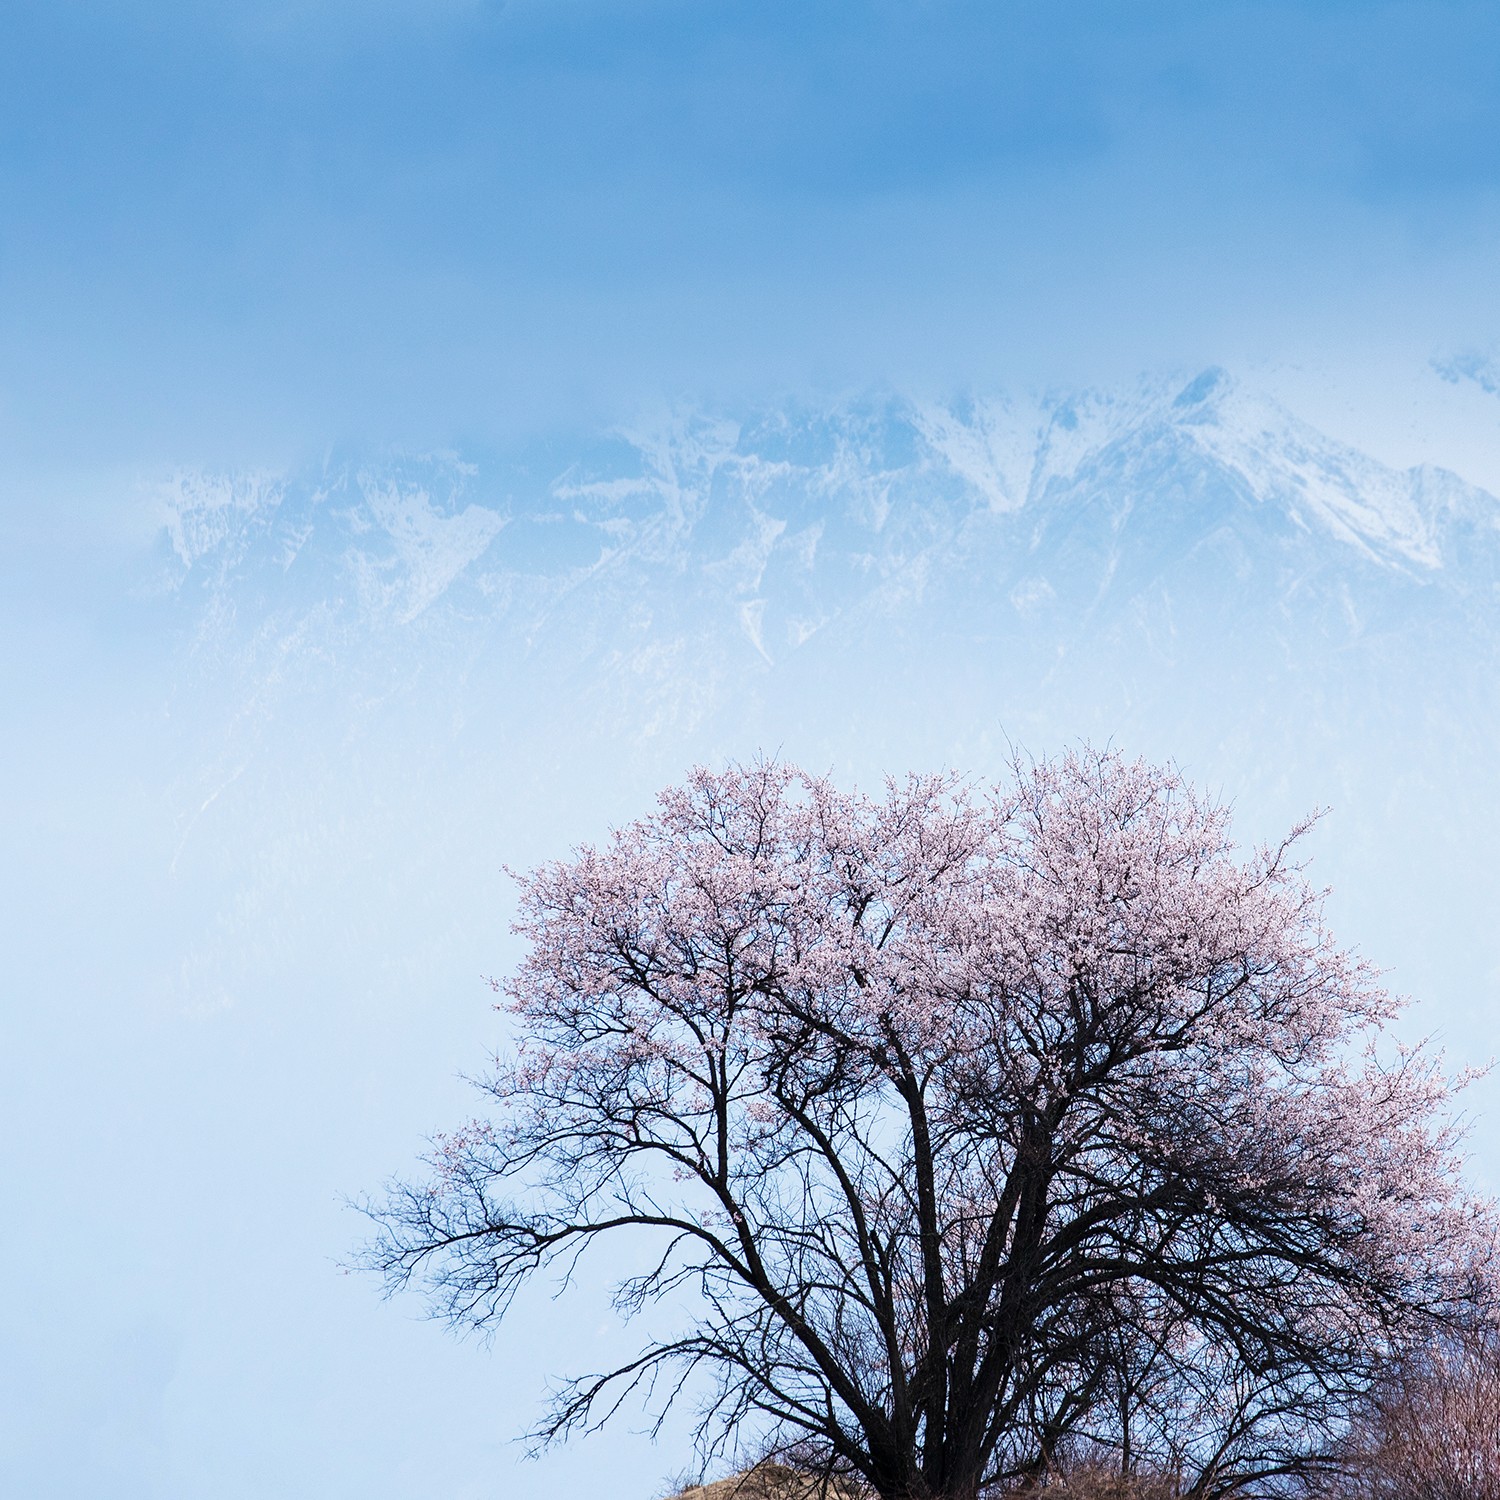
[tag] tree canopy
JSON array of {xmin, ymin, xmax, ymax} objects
[{"xmin": 362, "ymin": 750, "xmax": 1497, "ymax": 1500}]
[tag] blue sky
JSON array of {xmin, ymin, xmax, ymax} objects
[{"xmin": 4, "ymin": 0, "xmax": 1500, "ymax": 465}]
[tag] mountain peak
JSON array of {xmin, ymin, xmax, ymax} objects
[{"xmin": 1172, "ymin": 366, "xmax": 1233, "ymax": 410}]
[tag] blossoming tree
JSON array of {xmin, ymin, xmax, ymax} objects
[{"xmin": 361, "ymin": 751, "xmax": 1495, "ymax": 1499}]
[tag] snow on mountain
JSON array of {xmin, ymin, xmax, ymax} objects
[{"xmin": 143, "ymin": 369, "xmax": 1500, "ymax": 760}]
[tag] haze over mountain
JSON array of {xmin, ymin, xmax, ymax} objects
[
  {"xmin": 153, "ymin": 366, "xmax": 1500, "ymax": 837},
  {"xmin": 157, "ymin": 366, "xmax": 1500, "ymax": 692},
  {"xmin": 146, "ymin": 362, "xmax": 1500, "ymax": 1047}
]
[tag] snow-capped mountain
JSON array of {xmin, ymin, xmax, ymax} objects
[{"xmin": 148, "ymin": 367, "xmax": 1500, "ymax": 730}]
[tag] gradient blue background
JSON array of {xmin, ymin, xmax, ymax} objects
[
  {"xmin": 4, "ymin": 6, "xmax": 1500, "ymax": 1499},
  {"xmin": 4, "ymin": 0, "xmax": 1500, "ymax": 466}
]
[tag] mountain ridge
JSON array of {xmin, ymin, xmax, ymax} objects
[{"xmin": 139, "ymin": 370, "xmax": 1500, "ymax": 760}]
